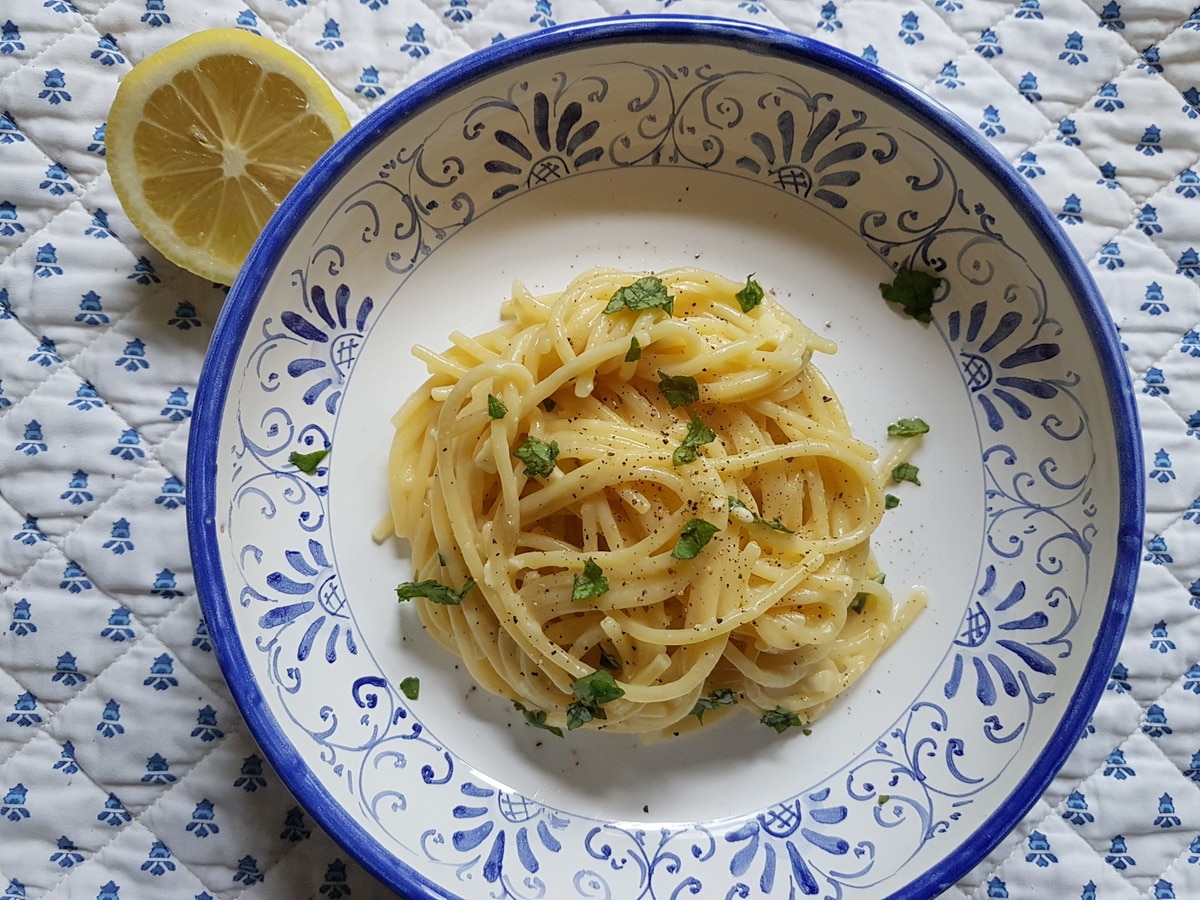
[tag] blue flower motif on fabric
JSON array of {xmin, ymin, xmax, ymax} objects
[
  {"xmin": 76, "ymin": 292, "xmax": 109, "ymax": 326},
  {"xmin": 356, "ymin": 66, "xmax": 384, "ymax": 100},
  {"xmin": 0, "ymin": 21, "xmax": 24, "ymax": 54},
  {"xmin": 979, "ymin": 105, "xmax": 1005, "ymax": 137},
  {"xmin": 232, "ymin": 856, "xmax": 263, "ymax": 886},
  {"xmin": 0, "ymin": 200, "xmax": 23, "ymax": 236},
  {"xmin": 192, "ymin": 705, "xmax": 224, "ymax": 742},
  {"xmin": 281, "ymin": 807, "xmax": 311, "ymax": 841},
  {"xmin": 236, "ymin": 9, "xmax": 260, "ymax": 33},
  {"xmin": 1143, "ymin": 534, "xmax": 1171, "ymax": 564},
  {"xmin": 1098, "ymin": 1, "xmax": 1123, "ymax": 29},
  {"xmin": 142, "ymin": 754, "xmax": 176, "ymax": 785},
  {"xmin": 103, "ymin": 518, "xmax": 134, "ymax": 554},
  {"xmin": 1058, "ymin": 193, "xmax": 1082, "ymax": 225},
  {"xmin": 87, "ymin": 123, "xmax": 105, "ymax": 156},
  {"xmin": 38, "ymin": 69, "xmax": 71, "ymax": 105},
  {"xmin": 1154, "ymin": 794, "xmax": 1180, "ymax": 828},
  {"xmin": 50, "ymin": 836, "xmax": 85, "ymax": 869},
  {"xmin": 34, "ymin": 243, "xmax": 63, "ymax": 277},
  {"xmin": 155, "ymin": 476, "xmax": 185, "ymax": 509},
  {"xmin": 8, "ymin": 599, "xmax": 35, "ymax": 636},
  {"xmin": 1061, "ymin": 791, "xmax": 1093, "ymax": 826},
  {"xmin": 936, "ymin": 61, "xmax": 962, "ymax": 89},
  {"xmin": 1015, "ymin": 0, "xmax": 1043, "ymax": 19},
  {"xmin": 152, "ymin": 569, "xmax": 182, "ymax": 599},
  {"xmin": 898, "ymin": 11, "xmax": 924, "ymax": 44},
  {"xmin": 168, "ymin": 300, "xmax": 201, "ymax": 329},
  {"xmin": 144, "ymin": 654, "xmax": 179, "ymax": 691},
  {"xmin": 1105, "ymin": 835, "xmax": 1134, "ymax": 868},
  {"xmin": 400, "ymin": 24, "xmax": 429, "ymax": 58},
  {"xmin": 1025, "ymin": 830, "xmax": 1057, "ymax": 867},
  {"xmin": 0, "ymin": 111, "xmax": 24, "ymax": 144},
  {"xmin": 234, "ymin": 755, "xmax": 267, "ymax": 792},
  {"xmin": 141, "ymin": 841, "xmax": 176, "ymax": 876},
  {"xmin": 1143, "ymin": 704, "xmax": 1171, "ymax": 738},
  {"xmin": 52, "ymin": 652, "xmax": 86, "ymax": 687},
  {"xmin": 975, "ymin": 28, "xmax": 1001, "ymax": 58},
  {"xmin": 6, "ymin": 693, "xmax": 41, "ymax": 727},
  {"xmin": 529, "ymin": 0, "xmax": 554, "ymax": 23},
  {"xmin": 322, "ymin": 861, "xmax": 351, "ymax": 898},
  {"xmin": 186, "ymin": 800, "xmax": 218, "ymax": 837},
  {"xmin": 91, "ymin": 33, "xmax": 125, "ymax": 66},
  {"xmin": 101, "ymin": 607, "xmax": 136, "ymax": 642},
  {"xmin": 444, "ymin": 0, "xmax": 471, "ymax": 23},
  {"xmin": 817, "ymin": 2, "xmax": 841, "ymax": 32},
  {"xmin": 1139, "ymin": 46, "xmax": 1163, "ymax": 75},
  {"xmin": 97, "ymin": 700, "xmax": 123, "ymax": 737},
  {"xmin": 1137, "ymin": 125, "xmax": 1164, "ymax": 156},
  {"xmin": 1059, "ymin": 32, "xmax": 1088, "ymax": 65},
  {"xmin": 141, "ymin": 0, "xmax": 170, "ymax": 27},
  {"xmin": 129, "ymin": 256, "xmax": 160, "ymax": 284},
  {"xmin": 0, "ymin": 785, "xmax": 29, "ymax": 822},
  {"xmin": 98, "ymin": 794, "xmax": 131, "ymax": 827},
  {"xmin": 316, "ymin": 19, "xmax": 343, "ymax": 51},
  {"xmin": 29, "ymin": 337, "xmax": 61, "ymax": 366}
]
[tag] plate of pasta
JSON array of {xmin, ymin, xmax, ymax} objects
[{"xmin": 189, "ymin": 15, "xmax": 1143, "ymax": 900}]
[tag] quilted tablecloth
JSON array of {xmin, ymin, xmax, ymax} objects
[{"xmin": 0, "ymin": 0, "xmax": 1195, "ymax": 897}]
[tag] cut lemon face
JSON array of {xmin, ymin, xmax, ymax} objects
[{"xmin": 107, "ymin": 29, "xmax": 350, "ymax": 285}]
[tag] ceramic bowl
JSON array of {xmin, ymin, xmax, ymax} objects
[{"xmin": 189, "ymin": 15, "xmax": 1143, "ymax": 899}]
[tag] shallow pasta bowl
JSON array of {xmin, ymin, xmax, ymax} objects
[{"xmin": 188, "ymin": 15, "xmax": 1143, "ymax": 899}]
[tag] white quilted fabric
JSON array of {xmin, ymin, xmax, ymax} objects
[{"xmin": 0, "ymin": 0, "xmax": 1196, "ymax": 897}]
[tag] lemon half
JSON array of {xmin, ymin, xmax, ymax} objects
[{"xmin": 107, "ymin": 29, "xmax": 350, "ymax": 285}]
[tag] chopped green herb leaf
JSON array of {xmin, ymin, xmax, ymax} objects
[
  {"xmin": 566, "ymin": 700, "xmax": 606, "ymax": 730},
  {"xmin": 571, "ymin": 669, "xmax": 625, "ymax": 706},
  {"xmin": 690, "ymin": 688, "xmax": 738, "ymax": 723},
  {"xmin": 878, "ymin": 795, "xmax": 890, "ymax": 806},
  {"xmin": 849, "ymin": 593, "xmax": 868, "ymax": 614},
  {"xmin": 514, "ymin": 435, "xmax": 559, "ymax": 477},
  {"xmin": 604, "ymin": 276, "xmax": 674, "ymax": 316},
  {"xmin": 761, "ymin": 706, "xmax": 804, "ymax": 733},
  {"xmin": 728, "ymin": 496, "xmax": 796, "ymax": 534},
  {"xmin": 671, "ymin": 518, "xmax": 720, "ymax": 560},
  {"xmin": 572, "ymin": 558, "xmax": 610, "ymax": 601},
  {"xmin": 657, "ymin": 370, "xmax": 699, "ymax": 408},
  {"xmin": 625, "ymin": 337, "xmax": 642, "ymax": 362},
  {"xmin": 437, "ymin": 552, "xmax": 447, "ymax": 567},
  {"xmin": 513, "ymin": 701, "xmax": 564, "ymax": 738},
  {"xmin": 880, "ymin": 265, "xmax": 942, "ymax": 323},
  {"xmin": 395, "ymin": 578, "xmax": 476, "ymax": 605},
  {"xmin": 289, "ymin": 448, "xmax": 329, "ymax": 474},
  {"xmin": 399, "ymin": 676, "xmax": 420, "ymax": 700},
  {"xmin": 884, "ymin": 494, "xmax": 901, "ymax": 509},
  {"xmin": 735, "ymin": 275, "xmax": 764, "ymax": 313},
  {"xmin": 887, "ymin": 417, "xmax": 930, "ymax": 437},
  {"xmin": 890, "ymin": 462, "xmax": 921, "ymax": 486},
  {"xmin": 672, "ymin": 411, "xmax": 716, "ymax": 466},
  {"xmin": 487, "ymin": 394, "xmax": 507, "ymax": 419},
  {"xmin": 543, "ymin": 397, "xmax": 557, "ymax": 412}
]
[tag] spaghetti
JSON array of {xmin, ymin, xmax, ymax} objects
[{"xmin": 380, "ymin": 267, "xmax": 922, "ymax": 738}]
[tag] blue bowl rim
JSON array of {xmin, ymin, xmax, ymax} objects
[{"xmin": 187, "ymin": 13, "xmax": 1144, "ymax": 900}]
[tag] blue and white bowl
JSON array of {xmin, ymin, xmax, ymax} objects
[{"xmin": 189, "ymin": 16, "xmax": 1143, "ymax": 899}]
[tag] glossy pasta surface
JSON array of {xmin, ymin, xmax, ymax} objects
[{"xmin": 384, "ymin": 267, "xmax": 918, "ymax": 738}]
